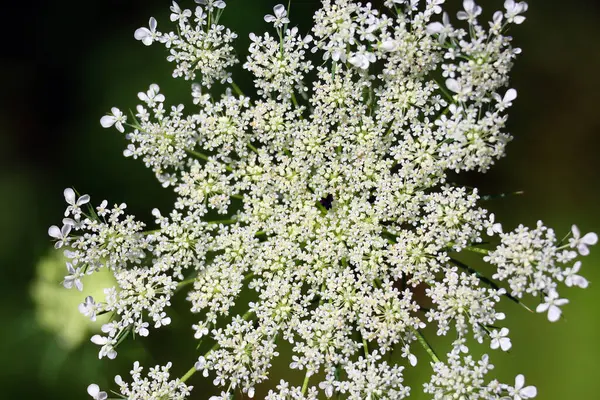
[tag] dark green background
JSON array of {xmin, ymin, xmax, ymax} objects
[{"xmin": 1, "ymin": 0, "xmax": 599, "ymax": 398}]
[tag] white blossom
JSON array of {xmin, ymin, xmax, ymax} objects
[
  {"xmin": 536, "ymin": 291, "xmax": 569, "ymax": 322},
  {"xmin": 490, "ymin": 327, "xmax": 512, "ymax": 351},
  {"xmin": 569, "ymin": 224, "xmax": 598, "ymax": 256},
  {"xmin": 134, "ymin": 17, "xmax": 158, "ymax": 46},
  {"xmin": 457, "ymin": 0, "xmax": 482, "ymax": 23},
  {"xmin": 100, "ymin": 107, "xmax": 127, "ymax": 133},
  {"xmin": 507, "ymin": 374, "xmax": 537, "ymax": 399},
  {"xmin": 563, "ymin": 261, "xmax": 589, "ymax": 288},
  {"xmin": 264, "ymin": 4, "xmax": 290, "ymax": 28},
  {"xmin": 87, "ymin": 384, "xmax": 107, "ymax": 400},
  {"xmin": 504, "ymin": 1, "xmax": 529, "ymax": 25}
]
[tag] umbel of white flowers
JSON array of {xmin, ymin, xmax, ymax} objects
[{"xmin": 48, "ymin": 0, "xmax": 596, "ymax": 399}]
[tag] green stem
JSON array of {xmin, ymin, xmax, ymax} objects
[
  {"xmin": 413, "ymin": 329, "xmax": 440, "ymax": 363},
  {"xmin": 207, "ymin": 219, "xmax": 237, "ymax": 225},
  {"xmin": 185, "ymin": 149, "xmax": 234, "ymax": 173},
  {"xmin": 316, "ymin": 202, "xmax": 327, "ymax": 214},
  {"xmin": 462, "ymin": 245, "xmax": 490, "ymax": 255},
  {"xmin": 180, "ymin": 365, "xmax": 197, "ymax": 384},
  {"xmin": 180, "ymin": 310, "xmax": 255, "ymax": 384},
  {"xmin": 449, "ymin": 258, "xmax": 533, "ymax": 313},
  {"xmin": 176, "ymin": 277, "xmax": 197, "ymax": 291},
  {"xmin": 247, "ymin": 143, "xmax": 259, "ymax": 154},
  {"xmin": 435, "ymin": 78, "xmax": 455, "ymax": 102},
  {"xmin": 230, "ymin": 81, "xmax": 244, "ymax": 97},
  {"xmin": 291, "ymin": 92, "xmax": 300, "ymax": 108},
  {"xmin": 301, "ymin": 371, "xmax": 311, "ymax": 395}
]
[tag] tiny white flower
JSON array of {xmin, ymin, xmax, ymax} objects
[
  {"xmin": 487, "ymin": 213, "xmax": 503, "ymax": 236},
  {"xmin": 536, "ymin": 291, "xmax": 569, "ymax": 322},
  {"xmin": 510, "ymin": 374, "xmax": 537, "ymax": 400},
  {"xmin": 137, "ymin": 321, "xmax": 150, "ymax": 337},
  {"xmin": 48, "ymin": 223, "xmax": 71, "ymax": 249},
  {"xmin": 90, "ymin": 334, "xmax": 108, "ymax": 345},
  {"xmin": 264, "ymin": 4, "xmax": 290, "ymax": 28},
  {"xmin": 504, "ymin": 0, "xmax": 529, "ymax": 25},
  {"xmin": 96, "ymin": 200, "xmax": 109, "ymax": 217},
  {"xmin": 154, "ymin": 312, "xmax": 172, "ymax": 328},
  {"xmin": 490, "ymin": 327, "xmax": 512, "ymax": 351},
  {"xmin": 134, "ymin": 17, "xmax": 158, "ymax": 46},
  {"xmin": 563, "ymin": 261, "xmax": 589, "ymax": 288},
  {"xmin": 569, "ymin": 225, "xmax": 598, "ymax": 256},
  {"xmin": 193, "ymin": 322, "xmax": 209, "ymax": 338},
  {"xmin": 100, "ymin": 107, "xmax": 127, "ymax": 133},
  {"xmin": 138, "ymin": 84, "xmax": 166, "ymax": 107},
  {"xmin": 64, "ymin": 188, "xmax": 90, "ymax": 211},
  {"xmin": 319, "ymin": 380, "xmax": 335, "ymax": 398},
  {"xmin": 428, "ymin": 0, "xmax": 445, "ymax": 14},
  {"xmin": 63, "ymin": 262, "xmax": 83, "ymax": 291},
  {"xmin": 379, "ymin": 39, "xmax": 398, "ymax": 52},
  {"xmin": 79, "ymin": 296, "xmax": 97, "ymax": 321},
  {"xmin": 170, "ymin": 1, "xmax": 191, "ymax": 22},
  {"xmin": 195, "ymin": 356, "xmax": 210, "ymax": 377},
  {"xmin": 195, "ymin": 0, "xmax": 226, "ymax": 10},
  {"xmin": 457, "ymin": 0, "xmax": 482, "ymax": 23},
  {"xmin": 427, "ymin": 12, "xmax": 452, "ymax": 43},
  {"xmin": 446, "ymin": 78, "xmax": 472, "ymax": 100},
  {"xmin": 493, "ymin": 88, "xmax": 518, "ymax": 111},
  {"xmin": 491, "ymin": 10, "xmax": 504, "ymax": 30},
  {"xmin": 87, "ymin": 384, "xmax": 108, "ymax": 400},
  {"xmin": 348, "ymin": 47, "xmax": 376, "ymax": 70}
]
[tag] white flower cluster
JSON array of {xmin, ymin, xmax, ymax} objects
[
  {"xmin": 50, "ymin": 0, "xmax": 596, "ymax": 399},
  {"xmin": 424, "ymin": 344, "xmax": 537, "ymax": 399},
  {"xmin": 135, "ymin": 1, "xmax": 237, "ymax": 87},
  {"xmin": 89, "ymin": 361, "xmax": 192, "ymax": 400},
  {"xmin": 485, "ymin": 221, "xmax": 596, "ymax": 322},
  {"xmin": 245, "ymin": 26, "xmax": 314, "ymax": 100}
]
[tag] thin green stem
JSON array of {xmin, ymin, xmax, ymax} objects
[
  {"xmin": 462, "ymin": 245, "xmax": 490, "ymax": 255},
  {"xmin": 315, "ymin": 200, "xmax": 328, "ymax": 214},
  {"xmin": 247, "ymin": 143, "xmax": 259, "ymax": 154},
  {"xmin": 185, "ymin": 149, "xmax": 234, "ymax": 173},
  {"xmin": 180, "ymin": 310, "xmax": 255, "ymax": 384},
  {"xmin": 291, "ymin": 92, "xmax": 300, "ymax": 108},
  {"xmin": 230, "ymin": 81, "xmax": 244, "ymax": 97},
  {"xmin": 449, "ymin": 258, "xmax": 533, "ymax": 312},
  {"xmin": 413, "ymin": 329, "xmax": 440, "ymax": 363},
  {"xmin": 207, "ymin": 219, "xmax": 237, "ymax": 225},
  {"xmin": 180, "ymin": 365, "xmax": 197, "ymax": 384},
  {"xmin": 301, "ymin": 371, "xmax": 311, "ymax": 395},
  {"xmin": 176, "ymin": 277, "xmax": 198, "ymax": 292},
  {"xmin": 435, "ymin": 78, "xmax": 455, "ymax": 102}
]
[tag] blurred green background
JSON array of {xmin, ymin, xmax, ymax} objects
[{"xmin": 1, "ymin": 0, "xmax": 599, "ymax": 398}]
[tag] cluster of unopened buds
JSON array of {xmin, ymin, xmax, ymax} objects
[{"xmin": 49, "ymin": 0, "xmax": 595, "ymax": 399}]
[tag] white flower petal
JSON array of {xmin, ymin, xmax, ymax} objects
[
  {"xmin": 515, "ymin": 374, "xmax": 525, "ymax": 389},
  {"xmin": 273, "ymin": 4, "xmax": 286, "ymax": 18},
  {"xmin": 64, "ymin": 188, "xmax": 76, "ymax": 204},
  {"xmin": 582, "ymin": 232, "xmax": 598, "ymax": 245},
  {"xmin": 536, "ymin": 303, "xmax": 549, "ymax": 313},
  {"xmin": 48, "ymin": 225, "xmax": 62, "ymax": 239},
  {"xmin": 521, "ymin": 385, "xmax": 538, "ymax": 398},
  {"xmin": 504, "ymin": 88, "xmax": 517, "ymax": 102},
  {"xmin": 446, "ymin": 78, "xmax": 460, "ymax": 93},
  {"xmin": 547, "ymin": 305, "xmax": 562, "ymax": 322},
  {"xmin": 87, "ymin": 384, "xmax": 100, "ymax": 397},
  {"xmin": 100, "ymin": 115, "xmax": 116, "ymax": 128}
]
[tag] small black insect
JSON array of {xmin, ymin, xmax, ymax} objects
[{"xmin": 319, "ymin": 194, "xmax": 334, "ymax": 210}]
